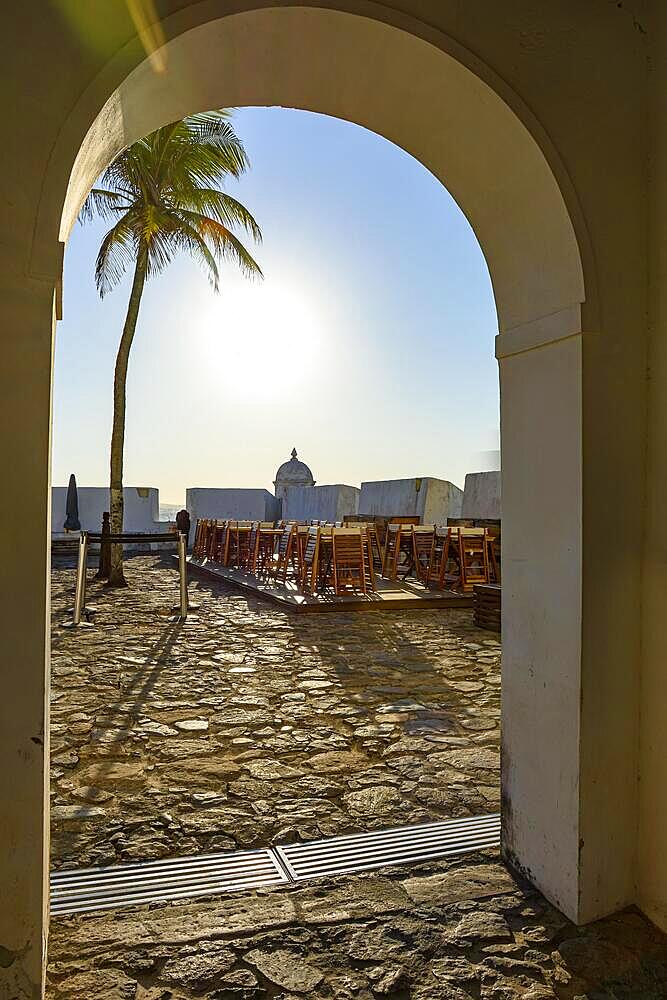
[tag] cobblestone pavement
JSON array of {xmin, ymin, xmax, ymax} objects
[
  {"xmin": 47, "ymin": 854, "xmax": 667, "ymax": 999},
  {"xmin": 50, "ymin": 555, "xmax": 501, "ymax": 869},
  {"xmin": 47, "ymin": 556, "xmax": 667, "ymax": 999}
]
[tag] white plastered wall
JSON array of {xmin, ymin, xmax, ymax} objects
[{"xmin": 1, "ymin": 3, "xmax": 654, "ymax": 996}]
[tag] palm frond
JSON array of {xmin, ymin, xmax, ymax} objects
[
  {"xmin": 79, "ymin": 188, "xmax": 131, "ymax": 223},
  {"xmin": 82, "ymin": 108, "xmax": 262, "ymax": 294},
  {"xmin": 94, "ymin": 215, "xmax": 138, "ymax": 296},
  {"xmin": 175, "ymin": 188, "xmax": 262, "ymax": 242},
  {"xmin": 176, "ymin": 210, "xmax": 263, "ymax": 280},
  {"xmin": 163, "ymin": 214, "xmax": 221, "ymax": 290}
]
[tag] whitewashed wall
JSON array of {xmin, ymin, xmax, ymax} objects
[
  {"xmin": 186, "ymin": 487, "xmax": 280, "ymax": 542},
  {"xmin": 51, "ymin": 486, "xmax": 166, "ymax": 534},
  {"xmin": 283, "ymin": 484, "xmax": 360, "ymax": 522},
  {"xmin": 462, "ymin": 471, "xmax": 501, "ymax": 519},
  {"xmin": 359, "ymin": 477, "xmax": 463, "ymax": 524}
]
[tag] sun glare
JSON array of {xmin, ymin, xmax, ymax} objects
[{"xmin": 198, "ymin": 280, "xmax": 327, "ymax": 400}]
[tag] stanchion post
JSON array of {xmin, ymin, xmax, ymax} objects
[
  {"xmin": 64, "ymin": 532, "xmax": 94, "ymax": 628},
  {"xmin": 73, "ymin": 532, "xmax": 86, "ymax": 624},
  {"xmin": 178, "ymin": 531, "xmax": 188, "ymax": 619},
  {"xmin": 95, "ymin": 511, "xmax": 111, "ymax": 580}
]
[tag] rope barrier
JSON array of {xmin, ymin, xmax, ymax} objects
[{"xmin": 63, "ymin": 530, "xmax": 191, "ymax": 628}]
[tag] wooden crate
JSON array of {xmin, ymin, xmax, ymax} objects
[{"xmin": 473, "ymin": 583, "xmax": 501, "ymax": 632}]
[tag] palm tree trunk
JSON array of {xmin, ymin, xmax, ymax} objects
[{"xmin": 108, "ymin": 248, "xmax": 147, "ymax": 586}]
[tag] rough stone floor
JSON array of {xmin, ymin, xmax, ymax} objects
[
  {"xmin": 47, "ymin": 555, "xmax": 667, "ymax": 999},
  {"xmin": 49, "ymin": 555, "xmax": 501, "ymax": 869},
  {"xmin": 47, "ymin": 857, "xmax": 667, "ymax": 999}
]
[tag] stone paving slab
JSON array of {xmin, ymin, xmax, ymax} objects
[
  {"xmin": 46, "ymin": 853, "xmax": 667, "ymax": 999},
  {"xmin": 50, "ymin": 555, "xmax": 501, "ymax": 870},
  {"xmin": 47, "ymin": 556, "xmax": 667, "ymax": 998}
]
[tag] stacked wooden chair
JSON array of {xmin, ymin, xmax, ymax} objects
[
  {"xmin": 427, "ymin": 526, "xmax": 460, "ymax": 590},
  {"xmin": 458, "ymin": 528, "xmax": 490, "ymax": 591},
  {"xmin": 300, "ymin": 525, "xmax": 321, "ymax": 594},
  {"xmin": 248, "ymin": 522, "xmax": 279, "ymax": 575},
  {"xmin": 382, "ymin": 523, "xmax": 403, "ymax": 580},
  {"xmin": 193, "ymin": 518, "xmax": 213, "ymax": 558},
  {"xmin": 424, "ymin": 526, "xmax": 491, "ymax": 592},
  {"xmin": 208, "ymin": 520, "xmax": 229, "ymax": 563},
  {"xmin": 382, "ymin": 524, "xmax": 417, "ymax": 580},
  {"xmin": 412, "ymin": 526, "xmax": 435, "ymax": 584},
  {"xmin": 266, "ymin": 523, "xmax": 297, "ymax": 583},
  {"xmin": 361, "ymin": 527, "xmax": 377, "ymax": 591},
  {"xmin": 225, "ymin": 522, "xmax": 252, "ymax": 568},
  {"xmin": 486, "ymin": 528, "xmax": 501, "ymax": 583},
  {"xmin": 332, "ymin": 527, "xmax": 367, "ymax": 595},
  {"xmin": 366, "ymin": 524, "xmax": 384, "ymax": 574}
]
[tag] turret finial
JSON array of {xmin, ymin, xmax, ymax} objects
[{"xmin": 291, "ymin": 447, "xmax": 298, "ymax": 460}]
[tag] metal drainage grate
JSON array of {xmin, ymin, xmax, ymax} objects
[
  {"xmin": 275, "ymin": 812, "xmax": 501, "ymax": 882},
  {"xmin": 50, "ymin": 847, "xmax": 288, "ymax": 916},
  {"xmin": 50, "ymin": 813, "xmax": 500, "ymax": 916}
]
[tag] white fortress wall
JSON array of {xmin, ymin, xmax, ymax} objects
[
  {"xmin": 359, "ymin": 477, "xmax": 463, "ymax": 523},
  {"xmin": 283, "ymin": 484, "xmax": 360, "ymax": 522},
  {"xmin": 462, "ymin": 471, "xmax": 502, "ymax": 519},
  {"xmin": 186, "ymin": 488, "xmax": 280, "ymax": 542},
  {"xmin": 51, "ymin": 486, "xmax": 165, "ymax": 535}
]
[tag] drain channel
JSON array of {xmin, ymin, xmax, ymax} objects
[
  {"xmin": 50, "ymin": 848, "xmax": 288, "ymax": 916},
  {"xmin": 276, "ymin": 812, "xmax": 500, "ymax": 881},
  {"xmin": 50, "ymin": 812, "xmax": 500, "ymax": 917}
]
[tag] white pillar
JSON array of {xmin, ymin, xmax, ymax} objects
[
  {"xmin": 499, "ymin": 308, "xmax": 638, "ymax": 923},
  {"xmin": 0, "ymin": 274, "xmax": 53, "ymax": 997}
]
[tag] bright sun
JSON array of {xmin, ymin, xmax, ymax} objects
[{"xmin": 199, "ymin": 280, "xmax": 327, "ymax": 400}]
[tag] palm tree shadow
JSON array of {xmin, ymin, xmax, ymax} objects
[{"xmin": 80, "ymin": 619, "xmax": 183, "ymax": 787}]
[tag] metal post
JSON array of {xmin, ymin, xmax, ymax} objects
[
  {"xmin": 64, "ymin": 532, "xmax": 94, "ymax": 628},
  {"xmin": 178, "ymin": 531, "xmax": 188, "ymax": 619},
  {"xmin": 73, "ymin": 532, "xmax": 86, "ymax": 624},
  {"xmin": 95, "ymin": 511, "xmax": 111, "ymax": 580}
]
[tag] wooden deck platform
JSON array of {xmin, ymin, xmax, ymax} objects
[{"xmin": 186, "ymin": 557, "xmax": 474, "ymax": 614}]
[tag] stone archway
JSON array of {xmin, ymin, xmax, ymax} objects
[{"xmin": 6, "ymin": 5, "xmax": 627, "ymax": 996}]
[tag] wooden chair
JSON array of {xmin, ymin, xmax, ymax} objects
[
  {"xmin": 412, "ymin": 526, "xmax": 435, "ymax": 584},
  {"xmin": 362, "ymin": 527, "xmax": 377, "ymax": 591},
  {"xmin": 317, "ymin": 526, "xmax": 334, "ymax": 590},
  {"xmin": 238, "ymin": 523, "xmax": 253, "ymax": 567},
  {"xmin": 204, "ymin": 520, "xmax": 216, "ymax": 560},
  {"xmin": 225, "ymin": 521, "xmax": 239, "ymax": 566},
  {"xmin": 245, "ymin": 522, "xmax": 275, "ymax": 574},
  {"xmin": 204, "ymin": 518, "xmax": 216, "ymax": 558},
  {"xmin": 295, "ymin": 525, "xmax": 310, "ymax": 578},
  {"xmin": 193, "ymin": 518, "xmax": 210, "ymax": 557},
  {"xmin": 267, "ymin": 524, "xmax": 296, "ymax": 583},
  {"xmin": 486, "ymin": 529, "xmax": 501, "ymax": 583},
  {"xmin": 332, "ymin": 528, "xmax": 366, "ymax": 595},
  {"xmin": 221, "ymin": 520, "xmax": 238, "ymax": 565},
  {"xmin": 382, "ymin": 523, "xmax": 402, "ymax": 579},
  {"xmin": 242, "ymin": 522, "xmax": 260, "ymax": 571},
  {"xmin": 366, "ymin": 524, "xmax": 384, "ymax": 575},
  {"xmin": 459, "ymin": 528, "xmax": 490, "ymax": 591},
  {"xmin": 208, "ymin": 520, "xmax": 228, "ymax": 563},
  {"xmin": 383, "ymin": 524, "xmax": 416, "ymax": 580},
  {"xmin": 428, "ymin": 526, "xmax": 460, "ymax": 590},
  {"xmin": 300, "ymin": 525, "xmax": 321, "ymax": 593},
  {"xmin": 256, "ymin": 523, "xmax": 278, "ymax": 576},
  {"xmin": 427, "ymin": 526, "xmax": 447, "ymax": 586}
]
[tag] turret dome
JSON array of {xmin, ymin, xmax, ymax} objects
[{"xmin": 274, "ymin": 448, "xmax": 315, "ymax": 501}]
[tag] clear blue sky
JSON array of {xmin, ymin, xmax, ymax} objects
[{"xmin": 53, "ymin": 107, "xmax": 499, "ymax": 505}]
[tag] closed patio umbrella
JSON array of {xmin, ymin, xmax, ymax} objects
[{"xmin": 63, "ymin": 473, "xmax": 81, "ymax": 532}]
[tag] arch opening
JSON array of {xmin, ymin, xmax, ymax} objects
[
  {"xmin": 47, "ymin": 0, "xmax": 589, "ymax": 941},
  {"xmin": 53, "ymin": 6, "xmax": 585, "ymax": 337}
]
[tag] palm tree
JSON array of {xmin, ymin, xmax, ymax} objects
[{"xmin": 80, "ymin": 110, "xmax": 262, "ymax": 586}]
